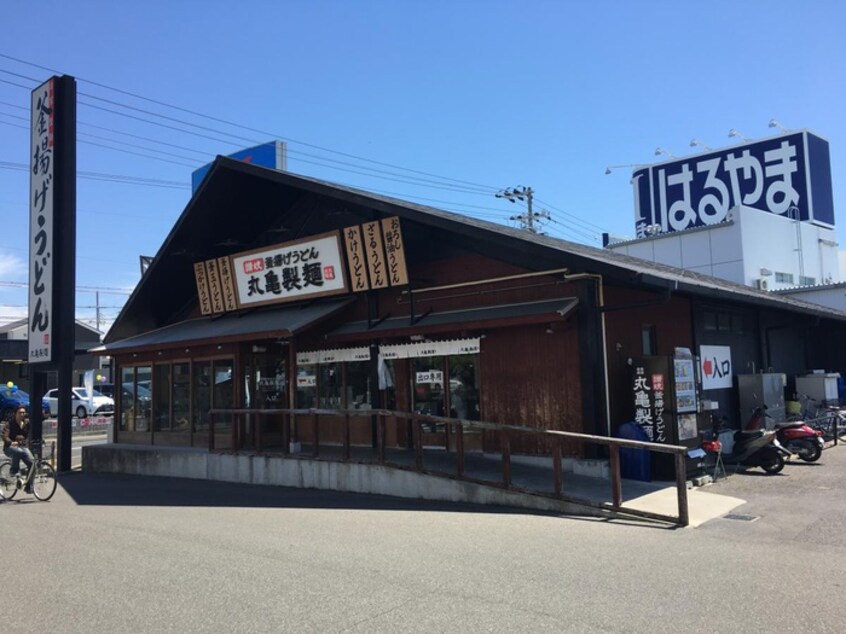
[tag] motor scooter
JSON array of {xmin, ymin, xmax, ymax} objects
[
  {"xmin": 746, "ymin": 404, "xmax": 824, "ymax": 463},
  {"xmin": 727, "ymin": 427, "xmax": 791, "ymax": 474}
]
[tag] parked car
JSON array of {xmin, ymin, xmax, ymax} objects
[
  {"xmin": 98, "ymin": 382, "xmax": 152, "ymax": 404},
  {"xmin": 0, "ymin": 386, "xmax": 50, "ymax": 421},
  {"xmin": 43, "ymin": 387, "xmax": 114, "ymax": 418}
]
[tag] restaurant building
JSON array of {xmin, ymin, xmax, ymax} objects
[{"xmin": 97, "ymin": 157, "xmax": 846, "ymax": 460}]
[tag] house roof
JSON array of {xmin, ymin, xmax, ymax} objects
[{"xmin": 105, "ymin": 157, "xmax": 846, "ymax": 345}]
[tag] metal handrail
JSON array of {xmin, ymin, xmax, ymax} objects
[{"xmin": 208, "ymin": 407, "xmax": 689, "ymax": 527}]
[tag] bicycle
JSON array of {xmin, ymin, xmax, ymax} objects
[{"xmin": 0, "ymin": 454, "xmax": 57, "ymax": 501}]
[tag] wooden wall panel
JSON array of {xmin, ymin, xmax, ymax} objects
[
  {"xmin": 480, "ymin": 321, "xmax": 583, "ymax": 455},
  {"xmin": 603, "ymin": 289, "xmax": 694, "ymax": 431}
]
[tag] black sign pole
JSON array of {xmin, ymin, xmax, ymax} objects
[{"xmin": 53, "ymin": 75, "xmax": 77, "ymax": 472}]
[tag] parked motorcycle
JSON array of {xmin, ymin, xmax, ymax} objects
[
  {"xmin": 746, "ymin": 404, "xmax": 824, "ymax": 463},
  {"xmin": 775, "ymin": 422, "xmax": 824, "ymax": 462},
  {"xmin": 728, "ymin": 428, "xmax": 791, "ymax": 475}
]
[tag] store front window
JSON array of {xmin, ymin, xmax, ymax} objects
[
  {"xmin": 319, "ymin": 363, "xmax": 342, "ymax": 409},
  {"xmin": 346, "ymin": 361, "xmax": 372, "ymax": 410},
  {"xmin": 448, "ymin": 354, "xmax": 479, "ymax": 420},
  {"xmin": 296, "ymin": 365, "xmax": 317, "ymax": 408}
]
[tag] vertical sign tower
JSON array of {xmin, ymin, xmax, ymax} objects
[{"xmin": 29, "ymin": 75, "xmax": 76, "ymax": 472}]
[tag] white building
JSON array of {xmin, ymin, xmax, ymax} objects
[{"xmin": 605, "ymin": 130, "xmax": 846, "ymax": 311}]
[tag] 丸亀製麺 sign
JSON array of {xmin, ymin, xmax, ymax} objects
[{"xmin": 229, "ymin": 231, "xmax": 349, "ymax": 308}]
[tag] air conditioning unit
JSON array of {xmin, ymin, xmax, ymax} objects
[{"xmin": 755, "ymin": 277, "xmax": 770, "ymax": 291}]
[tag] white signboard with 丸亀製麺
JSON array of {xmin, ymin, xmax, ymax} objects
[
  {"xmin": 700, "ymin": 345, "xmax": 733, "ymax": 390},
  {"xmin": 229, "ymin": 232, "xmax": 349, "ymax": 308}
]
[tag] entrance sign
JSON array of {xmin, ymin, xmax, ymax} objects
[
  {"xmin": 632, "ymin": 131, "xmax": 834, "ymax": 238},
  {"xmin": 29, "ymin": 79, "xmax": 56, "ymax": 362},
  {"xmin": 700, "ymin": 345, "xmax": 733, "ymax": 390},
  {"xmin": 416, "ymin": 370, "xmax": 444, "ymax": 385}
]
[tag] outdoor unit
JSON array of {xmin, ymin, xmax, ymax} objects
[{"xmin": 755, "ymin": 277, "xmax": 769, "ymax": 291}]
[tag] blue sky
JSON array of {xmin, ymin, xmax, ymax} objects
[{"xmin": 1, "ymin": 1, "xmax": 845, "ymax": 330}]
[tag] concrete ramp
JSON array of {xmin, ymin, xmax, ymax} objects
[{"xmin": 83, "ymin": 444, "xmax": 743, "ymax": 526}]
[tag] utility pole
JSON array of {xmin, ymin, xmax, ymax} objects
[{"xmin": 495, "ymin": 186, "xmax": 550, "ymax": 234}]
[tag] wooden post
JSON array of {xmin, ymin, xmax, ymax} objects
[
  {"xmin": 455, "ymin": 423, "xmax": 464, "ymax": 477},
  {"xmin": 501, "ymin": 430, "xmax": 511, "ymax": 487},
  {"xmin": 553, "ymin": 439, "xmax": 562, "ymax": 497},
  {"xmin": 343, "ymin": 412, "xmax": 351, "ymax": 460},
  {"xmin": 378, "ymin": 413, "xmax": 386, "ymax": 464},
  {"xmin": 675, "ymin": 451, "xmax": 689, "ymax": 527},
  {"xmin": 312, "ymin": 412, "xmax": 319, "ymax": 458},
  {"xmin": 609, "ymin": 444, "xmax": 622, "ymax": 509},
  {"xmin": 209, "ymin": 412, "xmax": 215, "ymax": 451},
  {"xmin": 414, "ymin": 417, "xmax": 423, "ymax": 471},
  {"xmin": 256, "ymin": 413, "xmax": 263, "ymax": 454}
]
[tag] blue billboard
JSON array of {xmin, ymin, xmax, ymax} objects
[
  {"xmin": 191, "ymin": 141, "xmax": 287, "ymax": 194},
  {"xmin": 631, "ymin": 131, "xmax": 834, "ymax": 238}
]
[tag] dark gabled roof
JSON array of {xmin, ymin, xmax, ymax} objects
[{"xmin": 105, "ymin": 157, "xmax": 846, "ymax": 344}]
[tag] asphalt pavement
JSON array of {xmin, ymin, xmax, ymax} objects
[{"xmin": 2, "ymin": 443, "xmax": 845, "ymax": 633}]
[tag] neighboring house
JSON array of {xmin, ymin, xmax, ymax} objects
[{"xmin": 0, "ymin": 319, "xmax": 108, "ymax": 392}]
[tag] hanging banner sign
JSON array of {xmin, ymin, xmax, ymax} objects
[
  {"xmin": 381, "ymin": 216, "xmax": 409, "ymax": 286},
  {"xmin": 700, "ymin": 345, "xmax": 733, "ymax": 389},
  {"xmin": 194, "ymin": 262, "xmax": 213, "ymax": 316},
  {"xmin": 205, "ymin": 259, "xmax": 225, "ymax": 314},
  {"xmin": 631, "ymin": 131, "xmax": 835, "ymax": 238},
  {"xmin": 379, "ymin": 338, "xmax": 480, "ymax": 360},
  {"xmin": 362, "ymin": 221, "xmax": 388, "ymax": 289},
  {"xmin": 216, "ymin": 256, "xmax": 238, "ymax": 311},
  {"xmin": 343, "ymin": 225, "xmax": 370, "ymax": 292},
  {"xmin": 28, "ymin": 78, "xmax": 56, "ymax": 363},
  {"xmin": 296, "ymin": 351, "xmax": 319, "ymax": 365},
  {"xmin": 297, "ymin": 347, "xmax": 370, "ymax": 364}
]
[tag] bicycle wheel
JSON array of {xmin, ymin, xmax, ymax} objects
[
  {"xmin": 0, "ymin": 460, "xmax": 18, "ymax": 501},
  {"xmin": 31, "ymin": 460, "xmax": 57, "ymax": 501}
]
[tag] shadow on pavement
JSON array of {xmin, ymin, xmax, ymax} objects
[{"xmin": 52, "ymin": 471, "xmax": 570, "ymax": 518}]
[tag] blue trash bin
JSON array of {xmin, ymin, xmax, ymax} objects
[{"xmin": 617, "ymin": 422, "xmax": 651, "ymax": 482}]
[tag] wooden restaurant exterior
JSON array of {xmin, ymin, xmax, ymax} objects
[{"xmin": 97, "ymin": 157, "xmax": 846, "ymax": 460}]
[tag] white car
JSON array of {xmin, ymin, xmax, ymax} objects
[{"xmin": 44, "ymin": 387, "xmax": 115, "ymax": 419}]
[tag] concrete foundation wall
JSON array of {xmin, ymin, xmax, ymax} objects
[{"xmin": 83, "ymin": 444, "xmax": 604, "ymax": 518}]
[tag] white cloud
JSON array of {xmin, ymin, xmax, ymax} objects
[{"xmin": 0, "ymin": 252, "xmax": 25, "ymax": 279}]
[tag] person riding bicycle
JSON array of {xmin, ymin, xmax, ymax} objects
[{"xmin": 1, "ymin": 405, "xmax": 34, "ymax": 492}]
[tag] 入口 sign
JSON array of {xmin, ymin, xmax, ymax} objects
[{"xmin": 700, "ymin": 345, "xmax": 733, "ymax": 390}]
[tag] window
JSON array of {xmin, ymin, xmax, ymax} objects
[
  {"xmin": 775, "ymin": 272, "xmax": 794, "ymax": 284},
  {"xmin": 448, "ymin": 355, "xmax": 479, "ymax": 420},
  {"xmin": 319, "ymin": 363, "xmax": 342, "ymax": 409},
  {"xmin": 172, "ymin": 363, "xmax": 190, "ymax": 431},
  {"xmin": 701, "ymin": 309, "xmax": 744, "ymax": 336},
  {"xmin": 345, "ymin": 361, "xmax": 372, "ymax": 410},
  {"xmin": 641, "ymin": 325, "xmax": 657, "ymax": 355},
  {"xmin": 192, "ymin": 362, "xmax": 211, "ymax": 432},
  {"xmin": 799, "ymin": 276, "xmax": 816, "ymax": 286},
  {"xmin": 153, "ymin": 364, "xmax": 171, "ymax": 432},
  {"xmin": 296, "ymin": 365, "xmax": 317, "ymax": 408},
  {"xmin": 119, "ymin": 367, "xmax": 134, "ymax": 431}
]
